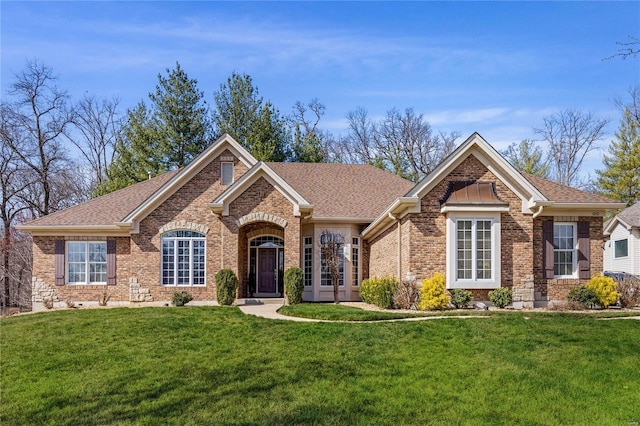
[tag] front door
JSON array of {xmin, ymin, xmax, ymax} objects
[{"xmin": 258, "ymin": 248, "xmax": 277, "ymax": 293}]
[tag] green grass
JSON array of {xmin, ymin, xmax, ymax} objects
[
  {"xmin": 279, "ymin": 302, "xmax": 640, "ymax": 321},
  {"xmin": 1, "ymin": 307, "xmax": 639, "ymax": 425}
]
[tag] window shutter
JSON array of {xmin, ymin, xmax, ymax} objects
[
  {"xmin": 55, "ymin": 240, "xmax": 65, "ymax": 285},
  {"xmin": 107, "ymin": 239, "xmax": 117, "ymax": 285},
  {"xmin": 577, "ymin": 221, "xmax": 590, "ymax": 279},
  {"xmin": 542, "ymin": 220, "xmax": 554, "ymax": 279}
]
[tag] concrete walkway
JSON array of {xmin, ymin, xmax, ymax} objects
[
  {"xmin": 236, "ymin": 298, "xmax": 490, "ymax": 322},
  {"xmin": 237, "ymin": 298, "xmax": 324, "ymax": 322}
]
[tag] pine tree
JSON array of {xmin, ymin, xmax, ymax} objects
[
  {"xmin": 212, "ymin": 72, "xmax": 290, "ymax": 161},
  {"xmin": 150, "ymin": 62, "xmax": 210, "ymax": 169},
  {"xmin": 501, "ymin": 139, "xmax": 550, "ymax": 178},
  {"xmin": 596, "ymin": 107, "xmax": 640, "ymax": 206},
  {"xmin": 97, "ymin": 63, "xmax": 211, "ymax": 195},
  {"xmin": 94, "ymin": 103, "xmax": 162, "ymax": 196}
]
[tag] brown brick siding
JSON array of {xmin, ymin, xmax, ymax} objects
[
  {"xmin": 368, "ymin": 223, "xmax": 398, "ymax": 278},
  {"xmin": 533, "ymin": 216, "xmax": 604, "ymax": 302},
  {"xmin": 32, "ymin": 236, "xmax": 131, "ymax": 303},
  {"xmin": 403, "ymin": 154, "xmax": 534, "ymax": 293},
  {"xmin": 225, "ymin": 176, "xmax": 301, "ymax": 298}
]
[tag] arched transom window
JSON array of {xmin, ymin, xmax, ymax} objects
[{"xmin": 161, "ymin": 230, "xmax": 205, "ymax": 286}]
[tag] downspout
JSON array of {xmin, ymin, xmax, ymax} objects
[
  {"xmin": 389, "ymin": 213, "xmax": 401, "ymax": 280},
  {"xmin": 532, "ymin": 205, "xmax": 544, "ymax": 219}
]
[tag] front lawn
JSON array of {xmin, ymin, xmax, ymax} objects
[{"xmin": 1, "ymin": 307, "xmax": 639, "ymax": 425}]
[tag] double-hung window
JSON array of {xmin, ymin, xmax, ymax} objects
[
  {"xmin": 553, "ymin": 223, "xmax": 577, "ymax": 277},
  {"xmin": 161, "ymin": 231, "xmax": 206, "ymax": 286},
  {"xmin": 447, "ymin": 213, "xmax": 501, "ymax": 288},
  {"xmin": 67, "ymin": 241, "xmax": 107, "ymax": 284}
]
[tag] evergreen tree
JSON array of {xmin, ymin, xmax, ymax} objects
[
  {"xmin": 212, "ymin": 72, "xmax": 290, "ymax": 161},
  {"xmin": 97, "ymin": 63, "xmax": 210, "ymax": 195},
  {"xmin": 501, "ymin": 139, "xmax": 550, "ymax": 179},
  {"xmin": 596, "ymin": 107, "xmax": 640, "ymax": 206},
  {"xmin": 94, "ymin": 103, "xmax": 162, "ymax": 196},
  {"xmin": 150, "ymin": 62, "xmax": 210, "ymax": 169}
]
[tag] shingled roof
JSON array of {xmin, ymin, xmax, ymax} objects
[
  {"xmin": 20, "ymin": 170, "xmax": 180, "ymax": 227},
  {"xmin": 613, "ymin": 202, "xmax": 640, "ymax": 228},
  {"xmin": 266, "ymin": 162, "xmax": 415, "ymax": 220},
  {"xmin": 521, "ymin": 173, "xmax": 619, "ymax": 204}
]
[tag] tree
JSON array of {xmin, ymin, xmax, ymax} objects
[
  {"xmin": 1, "ymin": 60, "xmax": 80, "ymax": 216},
  {"xmin": 98, "ymin": 63, "xmax": 211, "ymax": 194},
  {"xmin": 596, "ymin": 86, "xmax": 640, "ymax": 206},
  {"xmin": 534, "ymin": 109, "xmax": 609, "ymax": 188},
  {"xmin": 0, "ymin": 133, "xmax": 31, "ymax": 312},
  {"xmin": 0, "ymin": 61, "xmax": 83, "ymax": 311},
  {"xmin": 289, "ymin": 99, "xmax": 327, "ymax": 162},
  {"xmin": 501, "ymin": 139, "xmax": 550, "ymax": 178},
  {"xmin": 604, "ymin": 36, "xmax": 640, "ymax": 60},
  {"xmin": 319, "ymin": 230, "xmax": 345, "ymax": 304},
  {"xmin": 212, "ymin": 72, "xmax": 289, "ymax": 161},
  {"xmin": 71, "ymin": 95, "xmax": 121, "ymax": 192},
  {"xmin": 149, "ymin": 62, "xmax": 211, "ymax": 169},
  {"xmin": 96, "ymin": 103, "xmax": 161, "ymax": 195},
  {"xmin": 341, "ymin": 107, "xmax": 458, "ymax": 182}
]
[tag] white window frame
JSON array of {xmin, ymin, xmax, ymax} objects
[
  {"xmin": 553, "ymin": 222, "xmax": 578, "ymax": 278},
  {"xmin": 352, "ymin": 237, "xmax": 360, "ymax": 287},
  {"xmin": 303, "ymin": 236, "xmax": 313, "ymax": 287},
  {"xmin": 446, "ymin": 212, "xmax": 501, "ymax": 289},
  {"xmin": 614, "ymin": 238, "xmax": 629, "ymax": 259},
  {"xmin": 161, "ymin": 231, "xmax": 206, "ymax": 286},
  {"xmin": 221, "ymin": 162, "xmax": 234, "ymax": 186},
  {"xmin": 66, "ymin": 241, "xmax": 107, "ymax": 285}
]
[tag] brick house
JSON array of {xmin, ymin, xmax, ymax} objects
[{"xmin": 19, "ymin": 133, "xmax": 624, "ymax": 309}]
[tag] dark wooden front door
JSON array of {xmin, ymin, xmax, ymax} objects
[{"xmin": 258, "ymin": 248, "xmax": 277, "ymax": 293}]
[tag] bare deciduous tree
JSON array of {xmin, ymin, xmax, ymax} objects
[
  {"xmin": 71, "ymin": 95, "xmax": 121, "ymax": 191},
  {"xmin": 534, "ymin": 109, "xmax": 609, "ymax": 188},
  {"xmin": 341, "ymin": 107, "xmax": 459, "ymax": 182},
  {"xmin": 319, "ymin": 230, "xmax": 345, "ymax": 304},
  {"xmin": 2, "ymin": 60, "xmax": 77, "ymax": 216}
]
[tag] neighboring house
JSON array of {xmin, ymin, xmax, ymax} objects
[
  {"xmin": 603, "ymin": 202, "xmax": 640, "ymax": 276},
  {"xmin": 18, "ymin": 133, "xmax": 624, "ymax": 309}
]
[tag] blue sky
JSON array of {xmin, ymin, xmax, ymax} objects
[{"xmin": 2, "ymin": 1, "xmax": 639, "ymax": 174}]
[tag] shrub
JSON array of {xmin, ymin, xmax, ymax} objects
[
  {"xmin": 417, "ymin": 273, "xmax": 450, "ymax": 311},
  {"xmin": 216, "ymin": 269, "xmax": 238, "ymax": 306},
  {"xmin": 617, "ymin": 276, "xmax": 640, "ymax": 308},
  {"xmin": 65, "ymin": 299, "xmax": 75, "ymax": 309},
  {"xmin": 450, "ymin": 288, "xmax": 473, "ymax": 309},
  {"xmin": 284, "ymin": 267, "xmax": 304, "ymax": 305},
  {"xmin": 172, "ymin": 291, "xmax": 193, "ymax": 307},
  {"xmin": 393, "ymin": 277, "xmax": 420, "ymax": 310},
  {"xmin": 488, "ymin": 288, "xmax": 512, "ymax": 308},
  {"xmin": 43, "ymin": 298, "xmax": 54, "ymax": 310},
  {"xmin": 586, "ymin": 275, "xmax": 619, "ymax": 308},
  {"xmin": 360, "ymin": 276, "xmax": 398, "ymax": 309},
  {"xmin": 567, "ymin": 285, "xmax": 598, "ymax": 309},
  {"xmin": 98, "ymin": 292, "xmax": 111, "ymax": 307}
]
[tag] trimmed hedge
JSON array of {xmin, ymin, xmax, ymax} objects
[
  {"xmin": 360, "ymin": 276, "xmax": 398, "ymax": 309},
  {"xmin": 215, "ymin": 269, "xmax": 238, "ymax": 306},
  {"xmin": 284, "ymin": 267, "xmax": 304, "ymax": 305}
]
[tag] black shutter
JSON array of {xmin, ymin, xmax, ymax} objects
[
  {"xmin": 107, "ymin": 239, "xmax": 117, "ymax": 285},
  {"xmin": 542, "ymin": 220, "xmax": 554, "ymax": 279},
  {"xmin": 55, "ymin": 240, "xmax": 65, "ymax": 285},
  {"xmin": 577, "ymin": 221, "xmax": 590, "ymax": 280}
]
